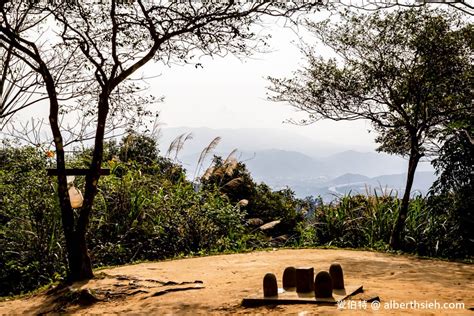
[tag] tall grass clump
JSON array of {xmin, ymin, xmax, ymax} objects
[
  {"xmin": 404, "ymin": 194, "xmax": 471, "ymax": 258},
  {"xmin": 296, "ymin": 189, "xmax": 471, "ymax": 259},
  {"xmin": 297, "ymin": 191, "xmax": 399, "ymax": 249}
]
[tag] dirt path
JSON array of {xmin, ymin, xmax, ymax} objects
[{"xmin": 1, "ymin": 249, "xmax": 472, "ymax": 315}]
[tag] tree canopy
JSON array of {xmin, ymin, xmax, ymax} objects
[
  {"xmin": 268, "ymin": 7, "xmax": 473, "ymax": 248},
  {"xmin": 1, "ymin": 0, "xmax": 322, "ymax": 282}
]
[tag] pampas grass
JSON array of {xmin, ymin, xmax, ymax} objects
[
  {"xmin": 194, "ymin": 136, "xmax": 221, "ymax": 181},
  {"xmin": 166, "ymin": 132, "xmax": 193, "ymax": 161},
  {"xmin": 222, "ymin": 177, "xmax": 243, "ymax": 189},
  {"xmin": 202, "ymin": 149, "xmax": 239, "ymax": 183}
]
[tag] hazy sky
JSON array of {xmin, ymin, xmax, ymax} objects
[
  {"xmin": 140, "ymin": 14, "xmax": 377, "ymax": 150},
  {"xmin": 7, "ymin": 4, "xmax": 471, "ymax": 151},
  {"xmin": 10, "ymin": 12, "xmax": 378, "ymax": 150}
]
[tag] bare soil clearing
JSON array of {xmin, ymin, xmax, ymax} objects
[{"xmin": 1, "ymin": 249, "xmax": 472, "ymax": 315}]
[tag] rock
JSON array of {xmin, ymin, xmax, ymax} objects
[
  {"xmin": 329, "ymin": 263, "xmax": 344, "ymax": 289},
  {"xmin": 237, "ymin": 199, "xmax": 249, "ymax": 207},
  {"xmin": 314, "ymin": 271, "xmax": 333, "ymax": 298},
  {"xmin": 263, "ymin": 273, "xmax": 278, "ymax": 297},
  {"xmin": 259, "ymin": 220, "xmax": 281, "ymax": 231},
  {"xmin": 271, "ymin": 234, "xmax": 289, "ymax": 244},
  {"xmin": 246, "ymin": 218, "xmax": 264, "ymax": 226}
]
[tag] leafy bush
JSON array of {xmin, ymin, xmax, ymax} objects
[
  {"xmin": 430, "ymin": 120, "xmax": 474, "ymax": 257},
  {"xmin": 89, "ymin": 164, "xmax": 246, "ymax": 266},
  {"xmin": 201, "ymin": 156, "xmax": 303, "ymax": 237},
  {"xmin": 1, "ymin": 134, "xmax": 472, "ymax": 297},
  {"xmin": 0, "ymin": 143, "xmax": 66, "ymax": 296},
  {"xmin": 0, "ymin": 139, "xmax": 247, "ymax": 296},
  {"xmin": 296, "ymin": 191, "xmax": 472, "ymax": 258}
]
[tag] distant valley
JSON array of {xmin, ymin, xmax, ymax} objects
[{"xmin": 158, "ymin": 127, "xmax": 436, "ymax": 200}]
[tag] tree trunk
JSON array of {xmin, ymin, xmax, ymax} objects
[
  {"xmin": 1, "ymin": 23, "xmax": 105, "ymax": 284},
  {"xmin": 66, "ymin": 92, "xmax": 110, "ymax": 282},
  {"xmin": 66, "ymin": 231, "xmax": 94, "ymax": 281},
  {"xmin": 44, "ymin": 67, "xmax": 105, "ymax": 283},
  {"xmin": 389, "ymin": 148, "xmax": 421, "ymax": 249},
  {"xmin": 39, "ymin": 61, "xmax": 93, "ymax": 282}
]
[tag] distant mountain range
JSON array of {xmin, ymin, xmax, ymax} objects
[
  {"xmin": 271, "ymin": 171, "xmax": 437, "ymax": 201},
  {"xmin": 158, "ymin": 127, "xmax": 436, "ymax": 200},
  {"xmin": 242, "ymin": 149, "xmax": 436, "ymax": 200},
  {"xmin": 157, "ymin": 126, "xmax": 363, "ymax": 158},
  {"xmin": 242, "ymin": 149, "xmax": 431, "ymax": 179}
]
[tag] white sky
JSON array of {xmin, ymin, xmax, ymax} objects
[
  {"xmin": 139, "ymin": 14, "xmax": 377, "ymax": 149},
  {"xmin": 6, "ymin": 3, "xmax": 472, "ymax": 151},
  {"xmin": 8, "ymin": 12, "xmax": 379, "ymax": 150}
]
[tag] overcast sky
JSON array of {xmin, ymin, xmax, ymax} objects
[
  {"xmin": 9, "ymin": 12, "xmax": 378, "ymax": 151},
  {"xmin": 140, "ymin": 14, "xmax": 377, "ymax": 150},
  {"xmin": 6, "ymin": 4, "xmax": 471, "ymax": 152}
]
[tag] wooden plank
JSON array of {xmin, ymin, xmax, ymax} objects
[
  {"xmin": 241, "ymin": 284, "xmax": 363, "ymax": 307},
  {"xmin": 46, "ymin": 168, "xmax": 111, "ymax": 176}
]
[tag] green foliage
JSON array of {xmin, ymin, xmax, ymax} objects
[
  {"xmin": 0, "ymin": 142, "xmax": 66, "ymax": 296},
  {"xmin": 1, "ymin": 133, "xmax": 472, "ymax": 297},
  {"xmin": 432, "ymin": 122, "xmax": 473, "ymax": 195},
  {"xmin": 0, "ymin": 137, "xmax": 247, "ymax": 296},
  {"xmin": 250, "ymin": 184, "xmax": 302, "ymax": 235},
  {"xmin": 269, "ymin": 8, "xmax": 472, "ymax": 159},
  {"xmin": 268, "ymin": 7, "xmax": 473, "ymax": 248},
  {"xmin": 201, "ymin": 156, "xmax": 302, "ymax": 236},
  {"xmin": 89, "ymin": 166, "xmax": 246, "ymax": 266},
  {"xmin": 118, "ymin": 132, "xmax": 159, "ymax": 165},
  {"xmin": 298, "ymin": 193, "xmax": 398, "ymax": 249},
  {"xmin": 423, "ymin": 193, "xmax": 472, "ymax": 258},
  {"xmin": 201, "ymin": 155, "xmax": 255, "ymax": 205},
  {"xmin": 296, "ymin": 192, "xmax": 472, "ymax": 258},
  {"xmin": 429, "ymin": 113, "xmax": 474, "ymax": 256}
]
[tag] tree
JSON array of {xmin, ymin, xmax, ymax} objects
[
  {"xmin": 0, "ymin": 0, "xmax": 319, "ymax": 281},
  {"xmin": 432, "ymin": 114, "xmax": 474, "ymax": 195},
  {"xmin": 119, "ymin": 132, "xmax": 158, "ymax": 165},
  {"xmin": 338, "ymin": 0, "xmax": 473, "ymax": 16},
  {"xmin": 268, "ymin": 8, "xmax": 473, "ymax": 249},
  {"xmin": 0, "ymin": 7, "xmax": 60, "ymax": 128},
  {"xmin": 430, "ymin": 112, "xmax": 474, "ymax": 253}
]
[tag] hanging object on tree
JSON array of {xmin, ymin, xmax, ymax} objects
[
  {"xmin": 66, "ymin": 175, "xmax": 75, "ymax": 184},
  {"xmin": 69, "ymin": 185, "xmax": 84, "ymax": 209},
  {"xmin": 46, "ymin": 167, "xmax": 109, "ymax": 209}
]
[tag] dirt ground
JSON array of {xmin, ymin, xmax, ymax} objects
[{"xmin": 0, "ymin": 249, "xmax": 472, "ymax": 315}]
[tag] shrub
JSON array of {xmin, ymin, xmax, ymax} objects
[
  {"xmin": 88, "ymin": 164, "xmax": 247, "ymax": 266},
  {"xmin": 0, "ymin": 143, "xmax": 66, "ymax": 296},
  {"xmin": 0, "ymin": 140, "xmax": 247, "ymax": 296},
  {"xmin": 201, "ymin": 156, "xmax": 303, "ymax": 237},
  {"xmin": 296, "ymin": 191, "xmax": 471, "ymax": 259},
  {"xmin": 1, "ymin": 136, "xmax": 471, "ymax": 297}
]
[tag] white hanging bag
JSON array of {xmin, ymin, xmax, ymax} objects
[{"xmin": 68, "ymin": 185, "xmax": 84, "ymax": 208}]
